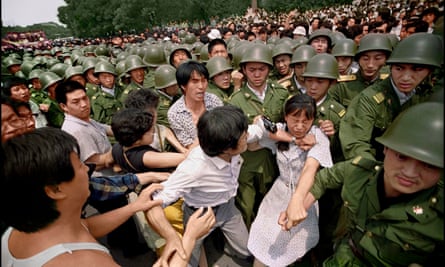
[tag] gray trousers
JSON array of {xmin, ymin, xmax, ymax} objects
[{"xmin": 183, "ymin": 198, "xmax": 251, "ymax": 267}]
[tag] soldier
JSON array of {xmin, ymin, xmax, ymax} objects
[
  {"xmin": 331, "ymin": 38, "xmax": 359, "ymax": 76},
  {"xmin": 328, "ymin": 33, "xmax": 393, "ymax": 108},
  {"xmin": 340, "ymin": 32, "xmax": 443, "ymax": 162},
  {"xmin": 307, "ymin": 28, "xmax": 333, "ymax": 54},
  {"xmin": 64, "ymin": 65, "xmax": 87, "ymax": 87},
  {"xmin": 143, "ymin": 44, "xmax": 168, "ymax": 89},
  {"xmin": 82, "ymin": 57, "xmax": 101, "ymax": 99},
  {"xmin": 228, "ymin": 43, "xmax": 289, "ymax": 228},
  {"xmin": 280, "ymin": 101, "xmax": 444, "ymax": 266},
  {"xmin": 169, "ymin": 45, "xmax": 192, "ymax": 68},
  {"xmin": 287, "ymin": 44, "xmax": 316, "ymax": 96},
  {"xmin": 205, "ymin": 56, "xmax": 234, "ymax": 105},
  {"xmin": 119, "ymin": 55, "xmax": 149, "ymax": 103},
  {"xmin": 270, "ymin": 43, "xmax": 294, "ymax": 89},
  {"xmin": 39, "ymin": 71, "xmax": 64, "ymax": 128},
  {"xmin": 91, "ymin": 61, "xmax": 123, "ymax": 125},
  {"xmin": 153, "ymin": 64, "xmax": 180, "ymax": 128}
]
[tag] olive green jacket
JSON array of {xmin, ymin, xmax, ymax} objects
[{"xmin": 312, "ymin": 156, "xmax": 444, "ymax": 267}]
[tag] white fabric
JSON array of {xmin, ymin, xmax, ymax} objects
[
  {"xmin": 2, "ymin": 227, "xmax": 110, "ymax": 267},
  {"xmin": 248, "ymin": 126, "xmax": 333, "ymax": 266}
]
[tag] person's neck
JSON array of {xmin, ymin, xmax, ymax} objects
[
  {"xmin": 218, "ymin": 152, "xmax": 232, "ymax": 162},
  {"xmin": 185, "ymin": 97, "xmax": 205, "ymax": 113}
]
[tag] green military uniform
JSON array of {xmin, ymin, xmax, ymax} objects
[
  {"xmin": 42, "ymin": 98, "xmax": 64, "ymax": 128},
  {"xmin": 30, "ymin": 88, "xmax": 48, "ymax": 105},
  {"xmin": 315, "ymin": 95, "xmax": 346, "ymax": 163},
  {"xmin": 143, "ymin": 71, "xmax": 156, "ymax": 89},
  {"xmin": 120, "ymin": 80, "xmax": 143, "ymax": 103},
  {"xmin": 229, "ymin": 81, "xmax": 289, "ymax": 228},
  {"xmin": 311, "ymin": 156, "xmax": 444, "ymax": 266},
  {"xmin": 155, "ymin": 90, "xmax": 176, "ymax": 128},
  {"xmin": 91, "ymin": 87, "xmax": 123, "ymax": 125},
  {"xmin": 85, "ymin": 82, "xmax": 100, "ymax": 99},
  {"xmin": 328, "ymin": 71, "xmax": 388, "ymax": 109},
  {"xmin": 206, "ymin": 81, "xmax": 234, "ymax": 105},
  {"xmin": 340, "ymin": 77, "xmax": 435, "ymax": 162}
]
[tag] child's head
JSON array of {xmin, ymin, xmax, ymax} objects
[
  {"xmin": 111, "ymin": 108, "xmax": 155, "ymax": 147},
  {"xmin": 198, "ymin": 105, "xmax": 248, "ymax": 157}
]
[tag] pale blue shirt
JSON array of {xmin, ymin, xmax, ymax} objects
[{"xmin": 153, "ymin": 146, "xmax": 242, "ymax": 208}]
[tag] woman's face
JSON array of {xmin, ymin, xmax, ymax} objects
[{"xmin": 285, "ymin": 110, "xmax": 314, "ymax": 139}]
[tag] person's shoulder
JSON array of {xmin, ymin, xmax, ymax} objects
[{"xmin": 321, "ymin": 97, "xmax": 346, "ymax": 118}]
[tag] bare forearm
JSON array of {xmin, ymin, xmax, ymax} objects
[{"xmin": 86, "ymin": 203, "xmax": 136, "ymax": 238}]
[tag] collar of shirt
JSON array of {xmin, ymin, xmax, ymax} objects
[
  {"xmin": 390, "ymin": 77, "xmax": 416, "ymax": 105},
  {"xmin": 100, "ymin": 86, "xmax": 115, "ymax": 96},
  {"xmin": 247, "ymin": 83, "xmax": 268, "ymax": 102},
  {"xmin": 315, "ymin": 94, "xmax": 328, "ymax": 106}
]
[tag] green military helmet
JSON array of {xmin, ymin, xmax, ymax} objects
[
  {"xmin": 178, "ymin": 29, "xmax": 187, "ymax": 39},
  {"xmin": 330, "ymin": 31, "xmax": 346, "ymax": 47},
  {"xmin": 82, "ymin": 57, "xmax": 99, "ymax": 73},
  {"xmin": 168, "ymin": 45, "xmax": 192, "ymax": 66},
  {"xmin": 376, "ymin": 102, "xmax": 444, "ymax": 168},
  {"xmin": 386, "ymin": 33, "xmax": 399, "ymax": 49},
  {"xmin": 136, "ymin": 46, "xmax": 147, "ymax": 59},
  {"xmin": 28, "ymin": 69, "xmax": 44, "ymax": 81},
  {"xmin": 206, "ymin": 56, "xmax": 233, "ymax": 79},
  {"xmin": 49, "ymin": 63, "xmax": 69, "ymax": 78},
  {"xmin": 14, "ymin": 71, "xmax": 26, "ymax": 79},
  {"xmin": 143, "ymin": 45, "xmax": 167, "ymax": 67},
  {"xmin": 4, "ymin": 57, "xmax": 22, "ymax": 69},
  {"xmin": 83, "ymin": 45, "xmax": 96, "ymax": 56},
  {"xmin": 45, "ymin": 58, "xmax": 61, "ymax": 69},
  {"xmin": 115, "ymin": 60, "xmax": 129, "ymax": 79},
  {"xmin": 240, "ymin": 43, "xmax": 273, "ymax": 67},
  {"xmin": 303, "ymin": 53, "xmax": 338, "ymax": 80},
  {"xmin": 331, "ymin": 38, "xmax": 357, "ymax": 57},
  {"xmin": 199, "ymin": 43, "xmax": 210, "ymax": 63},
  {"xmin": 39, "ymin": 71, "xmax": 63, "ymax": 90},
  {"xmin": 94, "ymin": 60, "xmax": 117, "ymax": 76},
  {"xmin": 8, "ymin": 53, "xmax": 21, "ymax": 59},
  {"xmin": 191, "ymin": 42, "xmax": 204, "ymax": 56},
  {"xmin": 356, "ymin": 33, "xmax": 392, "ymax": 58},
  {"xmin": 184, "ymin": 33, "xmax": 197, "ymax": 45},
  {"xmin": 291, "ymin": 44, "xmax": 317, "ymax": 64},
  {"xmin": 124, "ymin": 54, "xmax": 147, "ymax": 73},
  {"xmin": 308, "ymin": 28, "xmax": 333, "ymax": 48},
  {"xmin": 272, "ymin": 43, "xmax": 293, "ymax": 59},
  {"xmin": 117, "ymin": 52, "xmax": 129, "ymax": 63},
  {"xmin": 20, "ymin": 60, "xmax": 40, "ymax": 78},
  {"xmin": 64, "ymin": 65, "xmax": 84, "ymax": 80},
  {"xmin": 386, "ymin": 32, "xmax": 443, "ymax": 68},
  {"xmin": 276, "ymin": 36, "xmax": 294, "ymax": 47},
  {"xmin": 52, "ymin": 46, "xmax": 63, "ymax": 56},
  {"xmin": 95, "ymin": 45, "xmax": 110, "ymax": 57},
  {"xmin": 267, "ymin": 36, "xmax": 280, "ymax": 45},
  {"xmin": 292, "ymin": 36, "xmax": 308, "ymax": 50},
  {"xmin": 231, "ymin": 42, "xmax": 251, "ymax": 69},
  {"xmin": 71, "ymin": 50, "xmax": 84, "ymax": 65},
  {"xmin": 154, "ymin": 64, "xmax": 177, "ymax": 89}
]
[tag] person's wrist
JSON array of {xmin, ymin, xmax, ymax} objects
[{"xmin": 291, "ymin": 136, "xmax": 296, "ymax": 143}]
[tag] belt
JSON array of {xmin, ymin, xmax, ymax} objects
[{"xmin": 186, "ymin": 203, "xmax": 222, "ymax": 214}]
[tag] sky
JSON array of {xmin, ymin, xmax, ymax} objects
[{"xmin": 2, "ymin": 0, "xmax": 66, "ymax": 26}]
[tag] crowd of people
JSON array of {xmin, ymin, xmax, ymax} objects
[{"xmin": 1, "ymin": 0, "xmax": 444, "ymax": 266}]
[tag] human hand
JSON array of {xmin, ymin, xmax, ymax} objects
[
  {"xmin": 278, "ymin": 196, "xmax": 308, "ymax": 231},
  {"xmin": 131, "ymin": 183, "xmax": 163, "ymax": 212},
  {"xmin": 153, "ymin": 232, "xmax": 186, "ymax": 267},
  {"xmin": 296, "ymin": 133, "xmax": 316, "ymax": 151},
  {"xmin": 137, "ymin": 172, "xmax": 170, "ymax": 184},
  {"xmin": 231, "ymin": 70, "xmax": 244, "ymax": 90},
  {"xmin": 184, "ymin": 207, "xmax": 216, "ymax": 240},
  {"xmin": 39, "ymin": 103, "xmax": 49, "ymax": 112},
  {"xmin": 318, "ymin": 119, "xmax": 335, "ymax": 137}
]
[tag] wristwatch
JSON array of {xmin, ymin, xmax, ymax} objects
[{"xmin": 291, "ymin": 136, "xmax": 296, "ymax": 143}]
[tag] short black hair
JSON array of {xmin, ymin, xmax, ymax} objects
[
  {"xmin": 208, "ymin": 38, "xmax": 227, "ymax": 54},
  {"xmin": 55, "ymin": 80, "xmax": 86, "ymax": 104},
  {"xmin": 198, "ymin": 105, "xmax": 248, "ymax": 157},
  {"xmin": 2, "ymin": 127, "xmax": 80, "ymax": 233},
  {"xmin": 111, "ymin": 108, "xmax": 154, "ymax": 147},
  {"xmin": 124, "ymin": 88, "xmax": 160, "ymax": 111},
  {"xmin": 176, "ymin": 60, "xmax": 209, "ymax": 88},
  {"xmin": 1, "ymin": 76, "xmax": 28, "ymax": 97}
]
